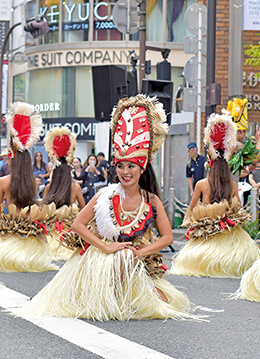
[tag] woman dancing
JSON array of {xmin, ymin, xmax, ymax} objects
[
  {"xmin": 233, "ymin": 259, "xmax": 260, "ymax": 302},
  {"xmin": 169, "ymin": 112, "xmax": 260, "ymax": 278},
  {"xmin": 43, "ymin": 126, "xmax": 85, "ymax": 259},
  {"xmin": 0, "ymin": 102, "xmax": 57, "ymax": 272},
  {"xmin": 15, "ymin": 95, "xmax": 201, "ymax": 321},
  {"xmin": 43, "ymin": 126, "xmax": 85, "ymax": 210}
]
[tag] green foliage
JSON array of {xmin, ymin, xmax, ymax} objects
[
  {"xmin": 229, "ymin": 137, "xmax": 260, "ymax": 175},
  {"xmin": 244, "ymin": 39, "xmax": 260, "ymax": 77},
  {"xmin": 243, "ymin": 218, "xmax": 260, "ymax": 240}
]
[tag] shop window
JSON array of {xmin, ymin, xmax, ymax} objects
[
  {"xmin": 62, "ymin": 0, "xmax": 89, "ymax": 43},
  {"xmin": 20, "ymin": 67, "xmax": 94, "ymax": 119},
  {"xmin": 146, "ymin": 0, "xmax": 163, "ymax": 42},
  {"xmin": 93, "ymin": 0, "xmax": 123, "ymax": 41},
  {"xmin": 75, "ymin": 67, "xmax": 95, "ymax": 117},
  {"xmin": 38, "ymin": 0, "xmax": 59, "ymax": 44},
  {"xmin": 13, "ymin": 73, "xmax": 26, "ymax": 103},
  {"xmin": 166, "ymin": 0, "xmax": 196, "ymax": 43},
  {"xmin": 27, "ymin": 68, "xmax": 62, "ymax": 118}
]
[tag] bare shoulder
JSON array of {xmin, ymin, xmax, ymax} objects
[
  {"xmin": 196, "ymin": 178, "xmax": 208, "ymax": 188},
  {"xmin": 0, "ymin": 175, "xmax": 10, "ymax": 189},
  {"xmin": 72, "ymin": 182, "xmax": 81, "ymax": 191},
  {"xmin": 144, "ymin": 191, "xmax": 162, "ymax": 207}
]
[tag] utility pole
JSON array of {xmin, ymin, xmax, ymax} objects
[
  {"xmin": 0, "ymin": 22, "xmax": 21, "ymax": 120},
  {"xmin": 205, "ymin": 0, "xmax": 216, "ymax": 121},
  {"xmin": 228, "ymin": 0, "xmax": 243, "ymax": 98},
  {"xmin": 138, "ymin": 0, "xmax": 146, "ymax": 90}
]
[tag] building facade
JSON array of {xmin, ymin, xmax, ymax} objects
[
  {"xmin": 7, "ymin": 0, "xmax": 260, "ymax": 205},
  {"xmin": 9, "ymin": 0, "xmax": 196, "ymax": 161}
]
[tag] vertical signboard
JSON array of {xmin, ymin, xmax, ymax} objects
[
  {"xmin": 0, "ymin": 20, "xmax": 9, "ymax": 50},
  {"xmin": 2, "ymin": 60, "xmax": 8, "ymax": 115}
]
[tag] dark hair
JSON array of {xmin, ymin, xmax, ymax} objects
[
  {"xmin": 43, "ymin": 157, "xmax": 72, "ymax": 208},
  {"xmin": 139, "ymin": 163, "xmax": 160, "ymax": 197},
  {"xmin": 97, "ymin": 152, "xmax": 105, "ymax": 157},
  {"xmin": 208, "ymin": 153, "xmax": 232, "ymax": 203},
  {"xmin": 115, "ymin": 162, "xmax": 160, "ymax": 197},
  {"xmin": 83, "ymin": 154, "xmax": 98, "ymax": 167},
  {"xmin": 32, "ymin": 151, "xmax": 45, "ymax": 171},
  {"xmin": 10, "ymin": 151, "xmax": 36, "ymax": 208},
  {"xmin": 73, "ymin": 157, "xmax": 82, "ymax": 168}
]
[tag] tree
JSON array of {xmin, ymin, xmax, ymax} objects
[{"xmin": 244, "ymin": 37, "xmax": 260, "ymax": 78}]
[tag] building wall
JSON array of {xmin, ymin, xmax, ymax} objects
[{"xmin": 194, "ymin": 0, "xmax": 260, "ymax": 152}]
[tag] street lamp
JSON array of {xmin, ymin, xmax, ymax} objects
[{"xmin": 0, "ymin": 16, "xmax": 49, "ymax": 122}]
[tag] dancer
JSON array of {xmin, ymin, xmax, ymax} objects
[
  {"xmin": 228, "ymin": 98, "xmax": 260, "ymax": 175},
  {"xmin": 169, "ymin": 112, "xmax": 260, "ymax": 278},
  {"xmin": 43, "ymin": 127, "xmax": 85, "ymax": 210},
  {"xmin": 43, "ymin": 126, "xmax": 85, "ymax": 259},
  {"xmin": 15, "ymin": 95, "xmax": 201, "ymax": 321},
  {"xmin": 233, "ymin": 258, "xmax": 260, "ymax": 302},
  {"xmin": 0, "ymin": 102, "xmax": 57, "ymax": 272}
]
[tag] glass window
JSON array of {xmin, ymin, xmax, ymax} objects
[
  {"xmin": 13, "ymin": 73, "xmax": 26, "ymax": 102},
  {"xmin": 75, "ymin": 67, "xmax": 94, "ymax": 117},
  {"xmin": 146, "ymin": 0, "xmax": 163, "ymax": 42},
  {"xmin": 93, "ymin": 0, "xmax": 123, "ymax": 41},
  {"xmin": 24, "ymin": 0, "xmax": 39, "ymax": 46},
  {"xmin": 166, "ymin": 0, "xmax": 196, "ymax": 42},
  {"xmin": 18, "ymin": 66, "xmax": 94, "ymax": 118},
  {"xmin": 38, "ymin": 0, "xmax": 60, "ymax": 44},
  {"xmin": 27, "ymin": 68, "xmax": 62, "ymax": 118},
  {"xmin": 62, "ymin": 0, "xmax": 89, "ymax": 43}
]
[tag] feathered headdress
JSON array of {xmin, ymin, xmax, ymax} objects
[
  {"xmin": 226, "ymin": 97, "xmax": 248, "ymax": 131},
  {"xmin": 110, "ymin": 94, "xmax": 168, "ymax": 169},
  {"xmin": 5, "ymin": 102, "xmax": 42, "ymax": 153},
  {"xmin": 204, "ymin": 112, "xmax": 237, "ymax": 161},
  {"xmin": 44, "ymin": 126, "xmax": 76, "ymax": 167}
]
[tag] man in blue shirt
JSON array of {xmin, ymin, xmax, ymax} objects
[{"xmin": 186, "ymin": 142, "xmax": 205, "ymax": 197}]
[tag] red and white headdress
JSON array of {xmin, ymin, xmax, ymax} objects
[
  {"xmin": 110, "ymin": 94, "xmax": 168, "ymax": 169},
  {"xmin": 44, "ymin": 126, "xmax": 77, "ymax": 167},
  {"xmin": 5, "ymin": 102, "xmax": 42, "ymax": 153},
  {"xmin": 204, "ymin": 112, "xmax": 237, "ymax": 161}
]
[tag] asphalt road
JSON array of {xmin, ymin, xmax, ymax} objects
[{"xmin": 0, "ymin": 238, "xmax": 259, "ymax": 359}]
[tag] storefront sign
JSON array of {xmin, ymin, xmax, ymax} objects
[
  {"xmin": 40, "ymin": 1, "xmax": 115, "ymax": 24},
  {"xmin": 243, "ymin": 0, "xmax": 260, "ymax": 30},
  {"xmin": 27, "ymin": 49, "xmax": 132, "ymax": 69},
  {"xmin": 35, "ymin": 102, "xmax": 60, "ymax": 112},
  {"xmin": 243, "ymin": 71, "xmax": 260, "ymax": 111},
  {"xmin": 39, "ymin": 117, "xmax": 98, "ymax": 141}
]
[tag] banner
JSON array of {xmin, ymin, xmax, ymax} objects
[{"xmin": 243, "ymin": 0, "xmax": 260, "ymax": 30}]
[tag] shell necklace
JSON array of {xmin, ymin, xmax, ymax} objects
[{"xmin": 119, "ymin": 190, "xmax": 144, "ymax": 221}]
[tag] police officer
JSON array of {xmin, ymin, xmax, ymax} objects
[{"xmin": 186, "ymin": 142, "xmax": 205, "ymax": 197}]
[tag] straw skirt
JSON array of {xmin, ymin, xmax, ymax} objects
[
  {"xmin": 0, "ymin": 234, "xmax": 58, "ymax": 272},
  {"xmin": 169, "ymin": 226, "xmax": 260, "ymax": 278},
  {"xmin": 14, "ymin": 243, "xmax": 200, "ymax": 321}
]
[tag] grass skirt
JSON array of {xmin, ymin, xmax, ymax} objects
[
  {"xmin": 169, "ymin": 226, "xmax": 260, "ymax": 278},
  {"xmin": 14, "ymin": 244, "xmax": 201, "ymax": 321},
  {"xmin": 0, "ymin": 234, "xmax": 59, "ymax": 272},
  {"xmin": 233, "ymin": 259, "xmax": 260, "ymax": 302},
  {"xmin": 47, "ymin": 232, "xmax": 75, "ymax": 260}
]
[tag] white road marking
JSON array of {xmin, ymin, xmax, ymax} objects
[{"xmin": 0, "ymin": 286, "xmax": 174, "ymax": 359}]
